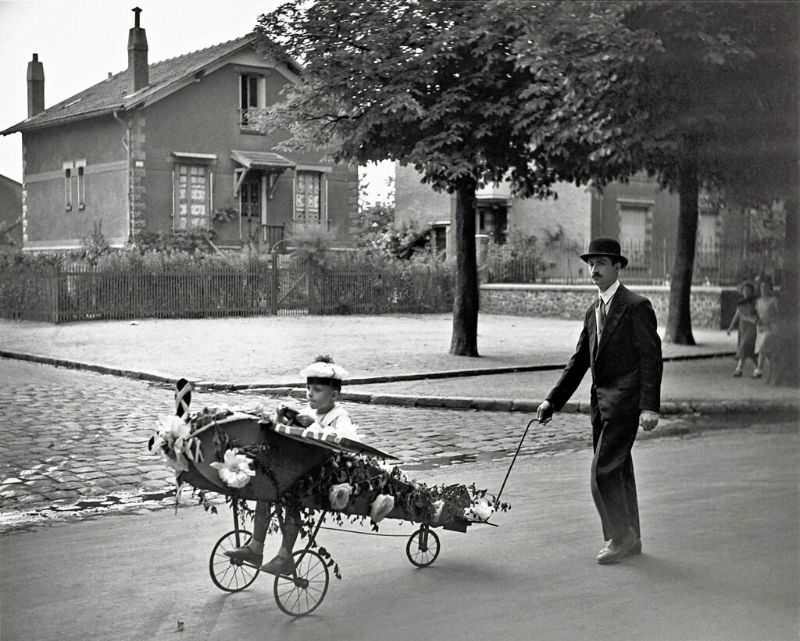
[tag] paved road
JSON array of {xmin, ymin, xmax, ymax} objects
[
  {"xmin": 1, "ymin": 429, "xmax": 797, "ymax": 641},
  {"xmin": 0, "ymin": 359, "xmax": 770, "ymax": 531}
]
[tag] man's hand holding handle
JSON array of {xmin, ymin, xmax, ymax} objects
[
  {"xmin": 639, "ymin": 410, "xmax": 659, "ymax": 431},
  {"xmin": 536, "ymin": 400, "xmax": 553, "ymax": 425}
]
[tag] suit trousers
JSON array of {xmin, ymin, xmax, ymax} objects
[{"xmin": 591, "ymin": 413, "xmax": 641, "ymax": 542}]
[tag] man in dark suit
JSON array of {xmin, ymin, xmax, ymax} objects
[{"xmin": 536, "ymin": 238, "xmax": 663, "ymax": 564}]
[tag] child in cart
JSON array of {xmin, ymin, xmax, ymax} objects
[{"xmin": 225, "ymin": 356, "xmax": 357, "ymax": 575}]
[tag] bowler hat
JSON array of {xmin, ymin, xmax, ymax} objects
[{"xmin": 580, "ymin": 238, "xmax": 628, "ymax": 268}]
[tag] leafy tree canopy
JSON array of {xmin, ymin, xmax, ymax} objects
[
  {"xmin": 256, "ymin": 0, "xmax": 568, "ymax": 196},
  {"xmin": 257, "ymin": 0, "xmax": 796, "ymax": 204},
  {"xmin": 513, "ymin": 1, "xmax": 798, "ymax": 205}
]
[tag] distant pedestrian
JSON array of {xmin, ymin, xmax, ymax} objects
[
  {"xmin": 753, "ymin": 278, "xmax": 779, "ymax": 379},
  {"xmin": 536, "ymin": 238, "xmax": 663, "ymax": 565},
  {"xmin": 727, "ymin": 281, "xmax": 758, "ymax": 377}
]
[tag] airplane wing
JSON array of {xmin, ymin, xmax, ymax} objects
[{"xmin": 267, "ymin": 422, "xmax": 398, "ymax": 460}]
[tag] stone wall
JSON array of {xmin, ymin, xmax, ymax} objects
[{"xmin": 480, "ymin": 283, "xmax": 729, "ymax": 329}]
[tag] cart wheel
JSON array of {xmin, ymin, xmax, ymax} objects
[
  {"xmin": 273, "ymin": 550, "xmax": 330, "ymax": 617},
  {"xmin": 209, "ymin": 529, "xmax": 260, "ymax": 592},
  {"xmin": 406, "ymin": 525, "xmax": 440, "ymax": 567}
]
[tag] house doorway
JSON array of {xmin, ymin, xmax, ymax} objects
[
  {"xmin": 240, "ymin": 176, "xmax": 262, "ymax": 243},
  {"xmin": 476, "ymin": 201, "xmax": 508, "ymax": 244}
]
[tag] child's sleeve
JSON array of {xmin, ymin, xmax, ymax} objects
[{"xmin": 331, "ymin": 412, "xmax": 359, "ymax": 440}]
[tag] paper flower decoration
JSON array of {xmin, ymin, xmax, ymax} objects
[
  {"xmin": 209, "ymin": 449, "xmax": 256, "ymax": 489},
  {"xmin": 328, "ymin": 482, "xmax": 353, "ymax": 510},
  {"xmin": 430, "ymin": 499, "xmax": 446, "ymax": 525},
  {"xmin": 369, "ymin": 494, "xmax": 395, "ymax": 523},
  {"xmin": 159, "ymin": 414, "xmax": 191, "ymax": 443},
  {"xmin": 464, "ymin": 498, "xmax": 495, "ymax": 522},
  {"xmin": 149, "ymin": 415, "xmax": 193, "ymax": 473}
]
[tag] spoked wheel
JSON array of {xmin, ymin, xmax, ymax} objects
[
  {"xmin": 209, "ymin": 529, "xmax": 261, "ymax": 592},
  {"xmin": 406, "ymin": 525, "xmax": 440, "ymax": 567},
  {"xmin": 273, "ymin": 550, "xmax": 330, "ymax": 617}
]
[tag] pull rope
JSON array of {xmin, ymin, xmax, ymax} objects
[
  {"xmin": 493, "ymin": 417, "xmax": 539, "ymax": 509},
  {"xmin": 318, "ymin": 526, "xmax": 410, "ymax": 538}
]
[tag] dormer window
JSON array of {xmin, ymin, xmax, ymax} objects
[{"xmin": 240, "ymin": 73, "xmax": 266, "ymax": 132}]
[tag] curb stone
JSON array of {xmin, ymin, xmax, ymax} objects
[{"xmin": 1, "ymin": 348, "xmax": 796, "ymax": 417}]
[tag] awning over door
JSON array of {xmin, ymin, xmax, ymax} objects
[
  {"xmin": 231, "ymin": 150, "xmax": 295, "ymax": 170},
  {"xmin": 231, "ymin": 150, "xmax": 296, "ymax": 197}
]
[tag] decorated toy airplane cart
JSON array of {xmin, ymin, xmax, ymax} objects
[{"xmin": 149, "ymin": 381, "xmax": 507, "ymax": 617}]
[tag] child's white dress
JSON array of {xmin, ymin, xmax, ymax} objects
[{"xmin": 299, "ymin": 404, "xmax": 359, "ymax": 440}]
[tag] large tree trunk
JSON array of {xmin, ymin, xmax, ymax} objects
[
  {"xmin": 450, "ymin": 180, "xmax": 479, "ymax": 356},
  {"xmin": 666, "ymin": 139, "xmax": 699, "ymax": 345}
]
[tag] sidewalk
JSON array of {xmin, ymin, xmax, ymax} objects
[{"xmin": 0, "ymin": 314, "xmax": 796, "ymax": 414}]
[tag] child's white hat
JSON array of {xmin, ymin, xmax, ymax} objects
[{"xmin": 300, "ymin": 355, "xmax": 348, "ymax": 389}]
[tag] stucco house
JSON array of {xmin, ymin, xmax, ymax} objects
[
  {"xmin": 1, "ymin": 9, "xmax": 358, "ymax": 252},
  {"xmin": 0, "ymin": 174, "xmax": 23, "ymax": 250},
  {"xmin": 394, "ymin": 164, "xmax": 753, "ymax": 283}
]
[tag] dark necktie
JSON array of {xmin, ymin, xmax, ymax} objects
[{"xmin": 597, "ymin": 298, "xmax": 607, "ymax": 338}]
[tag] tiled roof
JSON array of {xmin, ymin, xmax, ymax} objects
[{"xmin": 2, "ymin": 33, "xmax": 262, "ymax": 134}]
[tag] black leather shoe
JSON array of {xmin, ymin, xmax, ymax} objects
[{"xmin": 597, "ymin": 534, "xmax": 640, "ymax": 564}]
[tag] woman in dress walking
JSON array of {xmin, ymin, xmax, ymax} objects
[{"xmin": 727, "ymin": 281, "xmax": 758, "ymax": 377}]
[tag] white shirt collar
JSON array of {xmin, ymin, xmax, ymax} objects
[{"xmin": 598, "ymin": 280, "xmax": 620, "ymax": 305}]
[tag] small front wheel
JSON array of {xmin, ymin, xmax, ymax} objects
[
  {"xmin": 209, "ymin": 529, "xmax": 260, "ymax": 592},
  {"xmin": 273, "ymin": 550, "xmax": 330, "ymax": 617},
  {"xmin": 406, "ymin": 526, "xmax": 440, "ymax": 567}
]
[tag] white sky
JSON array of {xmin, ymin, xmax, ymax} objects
[{"xmin": 0, "ymin": 0, "xmax": 393, "ymax": 201}]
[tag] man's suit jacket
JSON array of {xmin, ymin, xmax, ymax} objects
[{"xmin": 547, "ymin": 284, "xmax": 663, "ymax": 425}]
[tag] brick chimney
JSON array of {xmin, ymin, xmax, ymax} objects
[
  {"xmin": 27, "ymin": 53, "xmax": 45, "ymax": 117},
  {"xmin": 127, "ymin": 7, "xmax": 149, "ymax": 92}
]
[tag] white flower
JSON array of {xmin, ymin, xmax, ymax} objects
[
  {"xmin": 370, "ymin": 494, "xmax": 395, "ymax": 523},
  {"xmin": 157, "ymin": 415, "xmax": 191, "ymax": 444},
  {"xmin": 150, "ymin": 415, "xmax": 193, "ymax": 473},
  {"xmin": 209, "ymin": 449, "xmax": 256, "ymax": 489},
  {"xmin": 328, "ymin": 482, "xmax": 353, "ymax": 510},
  {"xmin": 464, "ymin": 498, "xmax": 495, "ymax": 522}
]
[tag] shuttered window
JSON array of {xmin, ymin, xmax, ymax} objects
[
  {"xmin": 294, "ymin": 171, "xmax": 321, "ymax": 224},
  {"xmin": 174, "ymin": 164, "xmax": 211, "ymax": 230}
]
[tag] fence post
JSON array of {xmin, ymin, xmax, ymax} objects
[
  {"xmin": 50, "ymin": 264, "xmax": 60, "ymax": 323},
  {"xmin": 270, "ymin": 252, "xmax": 279, "ymax": 315},
  {"xmin": 308, "ymin": 260, "xmax": 320, "ymax": 314}
]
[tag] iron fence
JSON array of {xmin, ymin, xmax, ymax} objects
[{"xmin": 0, "ymin": 261, "xmax": 453, "ymax": 323}]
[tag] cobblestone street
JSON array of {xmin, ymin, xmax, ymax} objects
[
  {"xmin": 0, "ymin": 359, "xmax": 599, "ymax": 530},
  {"xmin": 2, "ymin": 358, "xmax": 790, "ymax": 533}
]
